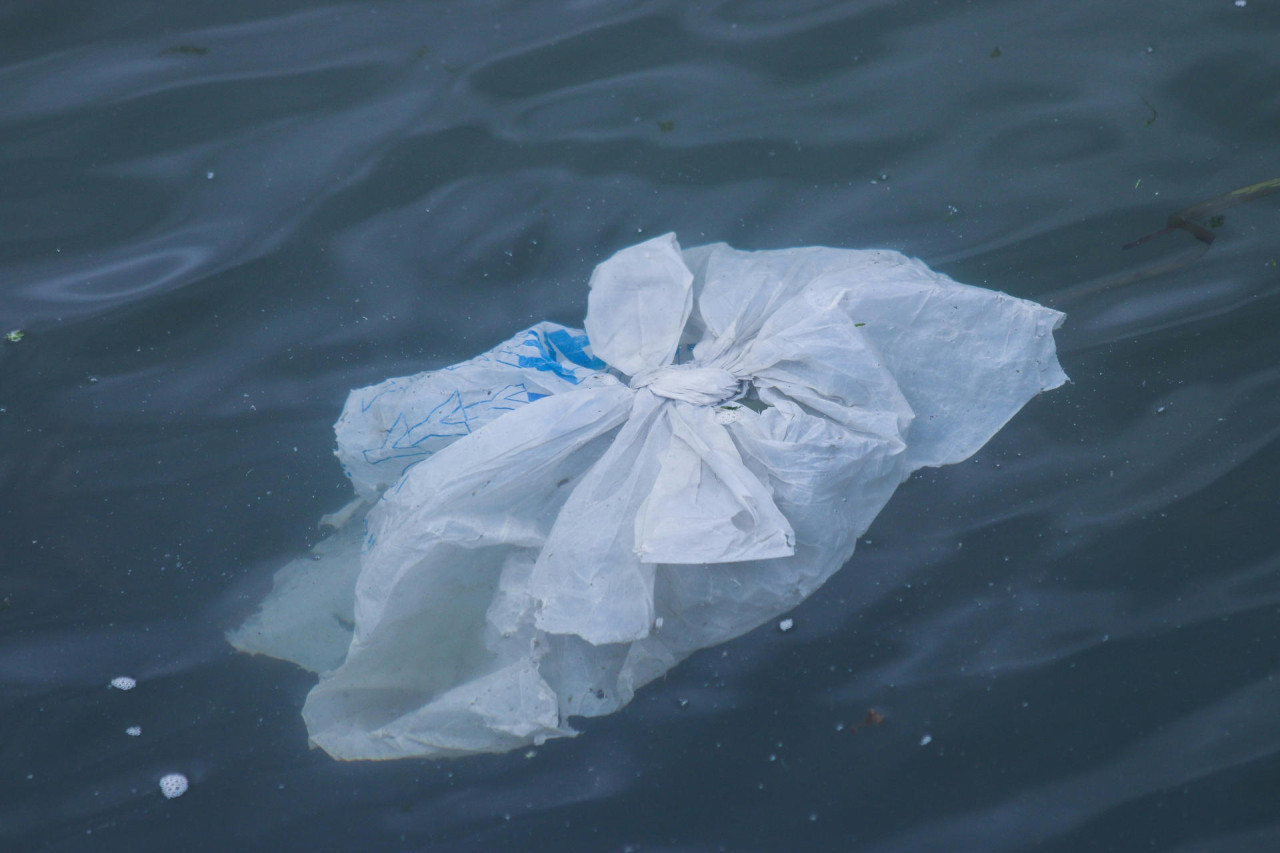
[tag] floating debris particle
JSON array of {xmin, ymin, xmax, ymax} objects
[
  {"xmin": 778, "ymin": 618, "xmax": 794, "ymax": 632},
  {"xmin": 125, "ymin": 726, "xmax": 142, "ymax": 737},
  {"xmin": 1125, "ymin": 176, "xmax": 1280, "ymax": 251},
  {"xmin": 109, "ymin": 676, "xmax": 137, "ymax": 691},
  {"xmin": 1059, "ymin": 175, "xmax": 1280, "ymax": 299},
  {"xmin": 5, "ymin": 330, "xmax": 23, "ymax": 342},
  {"xmin": 159, "ymin": 773, "xmax": 189, "ymax": 799},
  {"xmin": 1140, "ymin": 96, "xmax": 1158, "ymax": 127},
  {"xmin": 657, "ymin": 120, "xmax": 675, "ymax": 133},
  {"xmin": 160, "ymin": 45, "xmax": 209, "ymax": 56},
  {"xmin": 845, "ymin": 707, "xmax": 885, "ymax": 734}
]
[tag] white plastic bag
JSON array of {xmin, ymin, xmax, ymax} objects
[{"xmin": 229, "ymin": 233, "xmax": 1067, "ymax": 759}]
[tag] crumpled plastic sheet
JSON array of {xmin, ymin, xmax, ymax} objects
[{"xmin": 229, "ymin": 233, "xmax": 1067, "ymax": 759}]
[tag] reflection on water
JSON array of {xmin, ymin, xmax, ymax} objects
[{"xmin": 1, "ymin": 0, "xmax": 1277, "ymax": 850}]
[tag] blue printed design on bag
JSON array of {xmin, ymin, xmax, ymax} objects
[
  {"xmin": 496, "ymin": 326, "xmax": 606, "ymax": 383},
  {"xmin": 546, "ymin": 327, "xmax": 606, "ymax": 371},
  {"xmin": 359, "ymin": 383, "xmax": 535, "ymax": 470},
  {"xmin": 346, "ymin": 324, "xmax": 605, "ymax": 487}
]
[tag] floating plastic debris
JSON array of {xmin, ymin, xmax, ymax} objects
[
  {"xmin": 229, "ymin": 233, "xmax": 1066, "ymax": 760},
  {"xmin": 125, "ymin": 726, "xmax": 142, "ymax": 737},
  {"xmin": 109, "ymin": 676, "xmax": 136, "ymax": 691}
]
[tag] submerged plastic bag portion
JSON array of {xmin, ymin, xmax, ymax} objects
[{"xmin": 229, "ymin": 233, "xmax": 1067, "ymax": 760}]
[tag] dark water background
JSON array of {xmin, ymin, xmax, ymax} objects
[{"xmin": 2, "ymin": 1, "xmax": 1278, "ymax": 850}]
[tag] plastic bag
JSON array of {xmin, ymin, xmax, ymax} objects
[{"xmin": 229, "ymin": 233, "xmax": 1067, "ymax": 759}]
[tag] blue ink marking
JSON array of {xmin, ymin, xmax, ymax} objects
[
  {"xmin": 496, "ymin": 383, "xmax": 531, "ymax": 405},
  {"xmin": 362, "ymin": 447, "xmax": 431, "ymax": 467},
  {"xmin": 380, "ymin": 412, "xmax": 405, "ymax": 450},
  {"xmin": 396, "ymin": 390, "xmax": 468, "ymax": 447},
  {"xmin": 546, "ymin": 328, "xmax": 606, "ymax": 370},
  {"xmin": 359, "ymin": 376, "xmax": 410, "ymax": 413},
  {"xmin": 360, "ymin": 383, "xmax": 548, "ymax": 471},
  {"xmin": 351, "ymin": 325, "xmax": 606, "ymax": 481},
  {"xmin": 494, "ymin": 327, "xmax": 596, "ymax": 383},
  {"xmin": 514, "ymin": 329, "xmax": 582, "ymax": 382}
]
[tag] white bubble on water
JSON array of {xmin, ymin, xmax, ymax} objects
[
  {"xmin": 109, "ymin": 676, "xmax": 136, "ymax": 690},
  {"xmin": 159, "ymin": 773, "xmax": 188, "ymax": 799}
]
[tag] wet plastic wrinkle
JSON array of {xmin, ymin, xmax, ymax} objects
[{"xmin": 229, "ymin": 232, "xmax": 1067, "ymax": 760}]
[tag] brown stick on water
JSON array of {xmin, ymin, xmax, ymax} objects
[
  {"xmin": 1122, "ymin": 176, "xmax": 1280, "ymax": 250},
  {"xmin": 1050, "ymin": 176, "xmax": 1280, "ymax": 305}
]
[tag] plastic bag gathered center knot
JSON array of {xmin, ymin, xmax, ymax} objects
[
  {"xmin": 228, "ymin": 231, "xmax": 1068, "ymax": 762},
  {"xmin": 629, "ymin": 364, "xmax": 743, "ymax": 406}
]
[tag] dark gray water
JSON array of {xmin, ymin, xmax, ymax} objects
[{"xmin": 2, "ymin": 1, "xmax": 1278, "ymax": 851}]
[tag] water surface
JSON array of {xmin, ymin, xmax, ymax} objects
[{"xmin": 2, "ymin": 1, "xmax": 1278, "ymax": 851}]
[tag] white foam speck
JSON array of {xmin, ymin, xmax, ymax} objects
[{"xmin": 159, "ymin": 773, "xmax": 188, "ymax": 799}]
